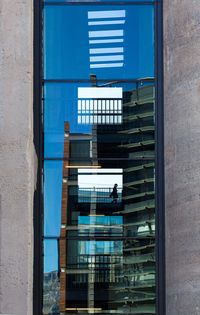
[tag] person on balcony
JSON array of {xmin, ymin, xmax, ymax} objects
[{"xmin": 110, "ymin": 184, "xmax": 118, "ymax": 203}]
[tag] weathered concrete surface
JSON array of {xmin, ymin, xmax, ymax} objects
[
  {"xmin": 164, "ymin": 1, "xmax": 200, "ymax": 314},
  {"xmin": 0, "ymin": 1, "xmax": 34, "ymax": 315}
]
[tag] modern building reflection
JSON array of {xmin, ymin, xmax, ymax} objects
[
  {"xmin": 57, "ymin": 81, "xmax": 155, "ymax": 315},
  {"xmin": 115, "ymin": 83, "xmax": 155, "ymax": 314}
]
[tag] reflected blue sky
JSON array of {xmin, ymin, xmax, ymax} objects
[
  {"xmin": 44, "ymin": 83, "xmax": 92, "ymax": 158},
  {"xmin": 44, "ymin": 239, "xmax": 60, "ymax": 273},
  {"xmin": 44, "ymin": 5, "xmax": 154, "ymax": 79},
  {"xmin": 44, "ymin": 161, "xmax": 62, "ymax": 237}
]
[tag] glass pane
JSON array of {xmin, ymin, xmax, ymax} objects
[
  {"xmin": 44, "ymin": 161, "xmax": 155, "ymax": 231},
  {"xmin": 44, "ymin": 161, "xmax": 63, "ymax": 236},
  {"xmin": 43, "ymin": 239, "xmax": 60, "ymax": 314},
  {"xmin": 44, "ymin": 81, "xmax": 154, "ymax": 158},
  {"xmin": 44, "ymin": 239, "xmax": 156, "ymax": 314},
  {"xmin": 43, "ymin": 80, "xmax": 156, "ymax": 314},
  {"xmin": 43, "ymin": 0, "xmax": 157, "ymax": 312},
  {"xmin": 62, "ymin": 238, "xmax": 155, "ymax": 312},
  {"xmin": 44, "ymin": 5, "xmax": 154, "ymax": 79},
  {"xmin": 44, "ymin": 82, "xmax": 155, "ymax": 314}
]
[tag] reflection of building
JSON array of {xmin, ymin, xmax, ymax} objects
[
  {"xmin": 59, "ymin": 122, "xmax": 70, "ymax": 312},
  {"xmin": 78, "ymin": 87, "xmax": 122, "ymax": 125},
  {"xmin": 116, "ymin": 84, "xmax": 155, "ymax": 314},
  {"xmin": 59, "ymin": 82, "xmax": 155, "ymax": 315},
  {"xmin": 95, "ymin": 83, "xmax": 155, "ymax": 314},
  {"xmin": 59, "ymin": 122, "xmax": 96, "ymax": 312},
  {"xmin": 59, "ymin": 121, "xmax": 124, "ymax": 313}
]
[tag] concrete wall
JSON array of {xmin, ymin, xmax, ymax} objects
[
  {"xmin": 164, "ymin": 1, "xmax": 200, "ymax": 314},
  {"xmin": 0, "ymin": 1, "xmax": 34, "ymax": 315},
  {"xmin": 1, "ymin": 0, "xmax": 200, "ymax": 314}
]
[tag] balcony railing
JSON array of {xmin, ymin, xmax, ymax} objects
[{"xmin": 78, "ymin": 188, "xmax": 122, "ymax": 203}]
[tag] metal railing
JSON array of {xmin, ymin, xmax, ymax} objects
[{"xmin": 78, "ymin": 187, "xmax": 122, "ymax": 203}]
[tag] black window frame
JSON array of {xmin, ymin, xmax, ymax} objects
[{"xmin": 33, "ymin": 0, "xmax": 165, "ymax": 314}]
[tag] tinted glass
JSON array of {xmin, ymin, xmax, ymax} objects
[
  {"xmin": 44, "ymin": 81, "xmax": 155, "ymax": 158},
  {"xmin": 43, "ymin": 1, "xmax": 156, "ymax": 314},
  {"xmin": 43, "ymin": 80, "xmax": 156, "ymax": 315},
  {"xmin": 44, "ymin": 5, "xmax": 154, "ymax": 79}
]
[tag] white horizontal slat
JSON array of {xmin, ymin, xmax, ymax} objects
[
  {"xmin": 89, "ymin": 30, "xmax": 123, "ymax": 38},
  {"xmin": 89, "ymin": 47, "xmax": 123, "ymax": 54},
  {"xmin": 88, "ymin": 20, "xmax": 125, "ymax": 26},
  {"xmin": 78, "ymin": 87, "xmax": 122, "ymax": 99},
  {"xmin": 90, "ymin": 55, "xmax": 124, "ymax": 62},
  {"xmin": 89, "ymin": 38, "xmax": 124, "ymax": 44},
  {"xmin": 90, "ymin": 62, "xmax": 123, "ymax": 68},
  {"xmin": 88, "ymin": 10, "xmax": 126, "ymax": 19}
]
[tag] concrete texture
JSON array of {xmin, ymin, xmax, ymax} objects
[
  {"xmin": 164, "ymin": 1, "xmax": 200, "ymax": 314},
  {"xmin": 0, "ymin": 1, "xmax": 34, "ymax": 315}
]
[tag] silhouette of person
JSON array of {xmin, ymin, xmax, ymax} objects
[{"xmin": 110, "ymin": 184, "xmax": 118, "ymax": 203}]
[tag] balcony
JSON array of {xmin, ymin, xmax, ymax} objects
[{"xmin": 78, "ymin": 188, "xmax": 122, "ymax": 204}]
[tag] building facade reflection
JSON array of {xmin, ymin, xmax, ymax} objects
[
  {"xmin": 56, "ymin": 82, "xmax": 155, "ymax": 315},
  {"xmin": 42, "ymin": 1, "xmax": 156, "ymax": 314}
]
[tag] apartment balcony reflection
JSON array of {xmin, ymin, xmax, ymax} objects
[{"xmin": 78, "ymin": 187, "xmax": 122, "ymax": 204}]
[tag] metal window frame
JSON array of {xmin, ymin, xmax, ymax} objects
[
  {"xmin": 44, "ymin": 1, "xmax": 160, "ymax": 6},
  {"xmin": 155, "ymin": 1, "xmax": 165, "ymax": 314},
  {"xmin": 33, "ymin": 0, "xmax": 165, "ymax": 314},
  {"xmin": 33, "ymin": 0, "xmax": 43, "ymax": 314}
]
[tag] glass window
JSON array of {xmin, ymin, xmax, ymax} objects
[
  {"xmin": 44, "ymin": 81, "xmax": 154, "ymax": 158},
  {"xmin": 42, "ymin": 1, "xmax": 157, "ymax": 314},
  {"xmin": 44, "ymin": 5, "xmax": 154, "ymax": 79}
]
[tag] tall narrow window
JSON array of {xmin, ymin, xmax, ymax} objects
[{"xmin": 41, "ymin": 1, "xmax": 160, "ymax": 315}]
